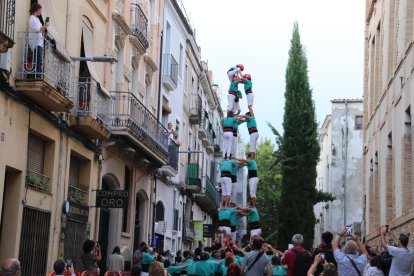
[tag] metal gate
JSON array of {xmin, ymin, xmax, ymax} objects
[
  {"xmin": 64, "ymin": 220, "xmax": 87, "ymax": 272},
  {"xmin": 19, "ymin": 207, "xmax": 51, "ymax": 276}
]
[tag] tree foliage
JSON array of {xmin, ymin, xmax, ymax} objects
[
  {"xmin": 277, "ymin": 23, "xmax": 333, "ymax": 250},
  {"xmin": 255, "ymin": 138, "xmax": 282, "ymax": 246}
]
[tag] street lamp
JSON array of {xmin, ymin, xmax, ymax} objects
[{"xmin": 70, "ymin": 56, "xmax": 118, "ymax": 63}]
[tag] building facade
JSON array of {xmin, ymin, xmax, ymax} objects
[
  {"xmin": 0, "ymin": 0, "xmax": 164, "ymax": 274},
  {"xmin": 314, "ymin": 100, "xmax": 364, "ymax": 244},
  {"xmin": 364, "ymin": 0, "xmax": 414, "ymax": 244}
]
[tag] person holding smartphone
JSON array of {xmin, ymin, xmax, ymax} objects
[
  {"xmin": 52, "ymin": 260, "xmax": 75, "ymax": 276},
  {"xmin": 312, "ymin": 232, "xmax": 337, "ymax": 275},
  {"xmin": 81, "ymin": 240, "xmax": 101, "ymax": 272},
  {"xmin": 28, "ymin": 3, "xmax": 49, "ymax": 78}
]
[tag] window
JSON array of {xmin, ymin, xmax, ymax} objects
[
  {"xmin": 179, "ymin": 44, "xmax": 184, "ymax": 78},
  {"xmin": 27, "ymin": 134, "xmax": 49, "ymax": 192},
  {"xmin": 355, "ymin": 116, "xmax": 363, "ymax": 130},
  {"xmin": 68, "ymin": 155, "xmax": 88, "ymax": 205}
]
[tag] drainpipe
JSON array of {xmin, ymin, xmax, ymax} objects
[
  {"xmin": 151, "ymin": 174, "xmax": 157, "ymax": 247},
  {"xmin": 343, "ymin": 100, "xmax": 349, "ymax": 227},
  {"xmin": 156, "ymin": 31, "xmax": 164, "ymax": 122}
]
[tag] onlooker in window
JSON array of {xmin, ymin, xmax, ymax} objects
[{"xmin": 28, "ymin": 3, "xmax": 49, "ymax": 78}]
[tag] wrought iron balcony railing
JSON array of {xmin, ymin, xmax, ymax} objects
[
  {"xmin": 110, "ymin": 91, "xmax": 168, "ymax": 157},
  {"xmin": 68, "ymin": 184, "xmax": 88, "ymax": 205},
  {"xmin": 75, "ymin": 77, "xmax": 113, "ymax": 127},
  {"xmin": 168, "ymin": 139, "xmax": 179, "ymax": 171},
  {"xmin": 163, "ymin": 54, "xmax": 178, "ymax": 86},
  {"xmin": 17, "ymin": 32, "xmax": 74, "ymax": 98},
  {"xmin": 131, "ymin": 4, "xmax": 149, "ymax": 49},
  {"xmin": 205, "ymin": 175, "xmax": 220, "ymax": 208},
  {"xmin": 0, "ymin": 0, "xmax": 15, "ymax": 52},
  {"xmin": 200, "ymin": 111, "xmax": 214, "ymax": 145},
  {"xmin": 214, "ymin": 129, "xmax": 223, "ymax": 152},
  {"xmin": 189, "ymin": 93, "xmax": 202, "ymax": 124},
  {"xmin": 26, "ymin": 170, "xmax": 50, "ymax": 193}
]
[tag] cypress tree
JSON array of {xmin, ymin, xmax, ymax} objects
[{"xmin": 278, "ymin": 23, "xmax": 333, "ymax": 249}]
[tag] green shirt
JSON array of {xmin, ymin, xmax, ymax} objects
[
  {"xmin": 221, "ymin": 263, "xmax": 229, "ymax": 276},
  {"xmin": 186, "ymin": 261, "xmax": 197, "ymax": 275},
  {"xmin": 230, "ymin": 211, "xmax": 242, "ymax": 227},
  {"xmin": 230, "ymin": 81, "xmax": 241, "ymax": 93},
  {"xmin": 247, "ymin": 160, "xmax": 258, "ymax": 171},
  {"xmin": 231, "ymin": 164, "xmax": 241, "ymax": 176},
  {"xmin": 244, "ymin": 79, "xmax": 252, "ymax": 91},
  {"xmin": 222, "ymin": 117, "xmax": 238, "ymax": 128},
  {"xmin": 245, "ymin": 116, "xmax": 257, "ymax": 128},
  {"xmin": 220, "ymin": 159, "xmax": 236, "ymax": 172},
  {"xmin": 219, "ymin": 208, "xmax": 236, "ymax": 221},
  {"xmin": 235, "ymin": 256, "xmax": 244, "ymax": 266},
  {"xmin": 248, "ymin": 208, "xmax": 260, "ymax": 223},
  {"xmin": 195, "ymin": 260, "xmax": 216, "ymax": 276},
  {"xmin": 237, "ymin": 90, "xmax": 243, "ymax": 98},
  {"xmin": 141, "ymin": 252, "xmax": 154, "ymax": 264}
]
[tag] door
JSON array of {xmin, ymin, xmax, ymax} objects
[
  {"xmin": 98, "ymin": 208, "xmax": 110, "ymax": 275},
  {"xmin": 133, "ymin": 194, "xmax": 141, "ymax": 253},
  {"xmin": 64, "ymin": 220, "xmax": 87, "ymax": 272}
]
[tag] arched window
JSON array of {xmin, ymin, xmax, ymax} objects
[{"xmin": 155, "ymin": 201, "xmax": 165, "ymax": 222}]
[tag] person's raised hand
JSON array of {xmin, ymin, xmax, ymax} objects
[
  {"xmin": 380, "ymin": 226, "xmax": 387, "ymax": 236},
  {"xmin": 314, "ymin": 254, "xmax": 322, "ymax": 264},
  {"xmin": 351, "ymin": 234, "xmax": 360, "ymax": 243},
  {"xmin": 340, "ymin": 228, "xmax": 347, "ymax": 237}
]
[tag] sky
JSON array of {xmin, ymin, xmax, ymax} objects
[{"xmin": 181, "ymin": 0, "xmax": 365, "ymax": 143}]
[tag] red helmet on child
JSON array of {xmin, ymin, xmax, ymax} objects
[
  {"xmin": 244, "ymin": 74, "xmax": 251, "ymax": 80},
  {"xmin": 236, "ymin": 64, "xmax": 244, "ymax": 71}
]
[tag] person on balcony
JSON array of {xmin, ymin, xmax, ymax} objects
[{"xmin": 29, "ymin": 3, "xmax": 49, "ymax": 78}]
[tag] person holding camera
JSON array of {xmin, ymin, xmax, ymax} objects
[
  {"xmin": 380, "ymin": 226, "xmax": 414, "ymax": 276},
  {"xmin": 306, "ymin": 254, "xmax": 338, "ymax": 276},
  {"xmin": 81, "ymin": 240, "xmax": 101, "ymax": 272},
  {"xmin": 332, "ymin": 227, "xmax": 368, "ymax": 276},
  {"xmin": 312, "ymin": 232, "xmax": 337, "ymax": 276},
  {"xmin": 52, "ymin": 260, "xmax": 75, "ymax": 276},
  {"xmin": 28, "ymin": 3, "xmax": 49, "ymax": 78}
]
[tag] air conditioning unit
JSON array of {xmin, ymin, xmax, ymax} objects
[{"xmin": 0, "ymin": 52, "xmax": 11, "ymax": 72}]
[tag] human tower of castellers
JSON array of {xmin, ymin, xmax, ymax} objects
[{"xmin": 218, "ymin": 64, "xmax": 261, "ymax": 246}]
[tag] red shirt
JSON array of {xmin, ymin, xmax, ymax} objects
[{"xmin": 281, "ymin": 246, "xmax": 306, "ymax": 276}]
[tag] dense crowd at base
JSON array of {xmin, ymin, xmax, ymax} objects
[{"xmin": 2, "ymin": 225, "xmax": 412, "ymax": 276}]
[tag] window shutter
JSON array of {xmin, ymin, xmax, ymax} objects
[
  {"xmin": 28, "ymin": 134, "xmax": 45, "ymax": 174},
  {"xmin": 69, "ymin": 156, "xmax": 81, "ymax": 187}
]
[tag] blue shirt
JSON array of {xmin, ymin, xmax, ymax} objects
[{"xmin": 333, "ymin": 249, "xmax": 367, "ymax": 276}]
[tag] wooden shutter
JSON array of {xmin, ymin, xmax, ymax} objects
[
  {"xmin": 69, "ymin": 155, "xmax": 81, "ymax": 187},
  {"xmin": 27, "ymin": 134, "xmax": 45, "ymax": 174}
]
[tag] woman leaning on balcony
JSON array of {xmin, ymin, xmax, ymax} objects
[{"xmin": 29, "ymin": 3, "xmax": 49, "ymax": 78}]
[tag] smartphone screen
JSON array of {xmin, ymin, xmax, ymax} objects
[{"xmin": 45, "ymin": 17, "xmax": 50, "ymax": 23}]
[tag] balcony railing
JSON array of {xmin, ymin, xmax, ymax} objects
[
  {"xmin": 131, "ymin": 4, "xmax": 149, "ymax": 49},
  {"xmin": 26, "ymin": 170, "xmax": 50, "ymax": 193},
  {"xmin": 163, "ymin": 54, "xmax": 178, "ymax": 87},
  {"xmin": 0, "ymin": 0, "xmax": 15, "ymax": 52},
  {"xmin": 168, "ymin": 139, "xmax": 179, "ymax": 171},
  {"xmin": 17, "ymin": 32, "xmax": 74, "ymax": 98},
  {"xmin": 187, "ymin": 163, "xmax": 202, "ymax": 188},
  {"xmin": 214, "ymin": 129, "xmax": 222, "ymax": 152},
  {"xmin": 200, "ymin": 111, "xmax": 214, "ymax": 145},
  {"xmin": 184, "ymin": 219, "xmax": 194, "ymax": 239},
  {"xmin": 205, "ymin": 175, "xmax": 220, "ymax": 208},
  {"xmin": 68, "ymin": 184, "xmax": 88, "ymax": 205},
  {"xmin": 189, "ymin": 94, "xmax": 202, "ymax": 124},
  {"xmin": 75, "ymin": 77, "xmax": 113, "ymax": 127},
  {"xmin": 110, "ymin": 91, "xmax": 168, "ymax": 157}
]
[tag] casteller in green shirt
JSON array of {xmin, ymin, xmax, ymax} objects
[
  {"xmin": 244, "ymin": 79, "xmax": 252, "ymax": 92},
  {"xmin": 248, "ymin": 208, "xmax": 260, "ymax": 223}
]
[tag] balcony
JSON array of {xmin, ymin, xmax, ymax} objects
[
  {"xmin": 131, "ymin": 4, "xmax": 149, "ymax": 50},
  {"xmin": 110, "ymin": 91, "xmax": 168, "ymax": 164},
  {"xmin": 26, "ymin": 170, "xmax": 50, "ymax": 193},
  {"xmin": 159, "ymin": 139, "xmax": 179, "ymax": 177},
  {"xmin": 68, "ymin": 184, "xmax": 88, "ymax": 205},
  {"xmin": 194, "ymin": 176, "xmax": 220, "ymax": 211},
  {"xmin": 70, "ymin": 78, "xmax": 113, "ymax": 139},
  {"xmin": 183, "ymin": 219, "xmax": 194, "ymax": 240},
  {"xmin": 199, "ymin": 112, "xmax": 214, "ymax": 153},
  {"xmin": 214, "ymin": 130, "xmax": 222, "ymax": 154},
  {"xmin": 186, "ymin": 163, "xmax": 202, "ymax": 193},
  {"xmin": 0, "ymin": 0, "xmax": 15, "ymax": 53},
  {"xmin": 16, "ymin": 33, "xmax": 74, "ymax": 112},
  {"xmin": 189, "ymin": 94, "xmax": 202, "ymax": 125},
  {"xmin": 162, "ymin": 54, "xmax": 178, "ymax": 91}
]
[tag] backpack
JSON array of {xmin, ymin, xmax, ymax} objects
[{"xmin": 292, "ymin": 249, "xmax": 313, "ymax": 276}]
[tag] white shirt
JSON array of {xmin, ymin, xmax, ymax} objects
[
  {"xmin": 108, "ymin": 253, "xmax": 124, "ymax": 272},
  {"xmin": 29, "ymin": 15, "xmax": 44, "ymax": 50}
]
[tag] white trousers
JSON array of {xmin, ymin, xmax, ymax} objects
[
  {"xmin": 221, "ymin": 176, "xmax": 232, "ymax": 196},
  {"xmin": 223, "ymin": 131, "xmax": 234, "ymax": 157},
  {"xmin": 234, "ymin": 100, "xmax": 241, "ymax": 114},
  {"xmin": 250, "ymin": 228, "xmax": 262, "ymax": 237},
  {"xmin": 231, "ymin": 135, "xmax": 238, "ymax": 157},
  {"xmin": 250, "ymin": 132, "xmax": 259, "ymax": 153},
  {"xmin": 247, "ymin": 93, "xmax": 254, "ymax": 107},
  {"xmin": 231, "ymin": 180, "xmax": 238, "ymax": 203},
  {"xmin": 249, "ymin": 177, "xmax": 259, "ymax": 198},
  {"xmin": 227, "ymin": 94, "xmax": 236, "ymax": 112}
]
